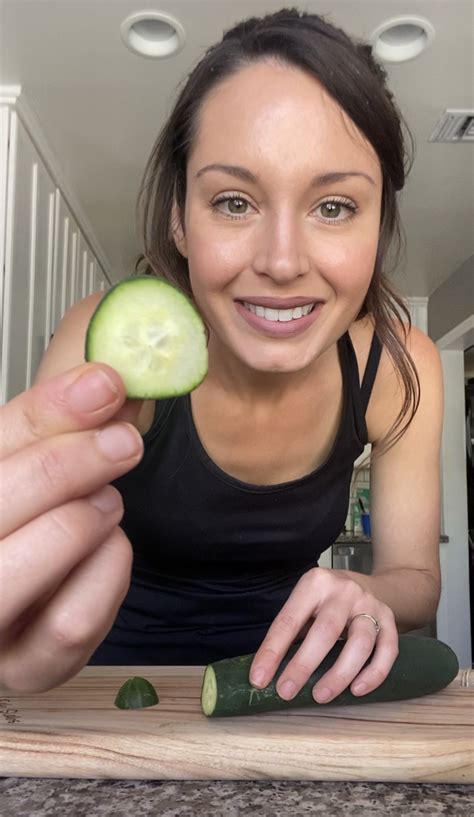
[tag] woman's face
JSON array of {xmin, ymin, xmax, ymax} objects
[{"xmin": 173, "ymin": 60, "xmax": 383, "ymax": 375}]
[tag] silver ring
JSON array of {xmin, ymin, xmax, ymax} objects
[{"xmin": 349, "ymin": 613, "xmax": 381, "ymax": 635}]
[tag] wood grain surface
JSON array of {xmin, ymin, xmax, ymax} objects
[{"xmin": 0, "ymin": 667, "xmax": 472, "ymax": 782}]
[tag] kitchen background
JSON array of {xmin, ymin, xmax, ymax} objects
[{"xmin": 0, "ymin": 0, "xmax": 473, "ymax": 667}]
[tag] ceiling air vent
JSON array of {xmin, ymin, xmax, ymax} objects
[{"xmin": 429, "ymin": 109, "xmax": 474, "ymax": 142}]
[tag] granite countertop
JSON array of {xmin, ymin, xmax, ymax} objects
[
  {"xmin": 335, "ymin": 534, "xmax": 450, "ymax": 544},
  {"xmin": 1, "ymin": 779, "xmax": 473, "ymax": 816}
]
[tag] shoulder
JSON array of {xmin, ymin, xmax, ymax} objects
[
  {"xmin": 350, "ymin": 315, "xmax": 443, "ymax": 448},
  {"xmin": 34, "ymin": 291, "xmax": 105, "ymax": 385},
  {"xmin": 350, "ymin": 312, "xmax": 441, "ymax": 371},
  {"xmin": 34, "ymin": 289, "xmax": 157, "ymax": 436},
  {"xmin": 379, "ymin": 319, "xmax": 442, "ymax": 385}
]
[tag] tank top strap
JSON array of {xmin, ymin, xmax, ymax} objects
[
  {"xmin": 360, "ymin": 329, "xmax": 383, "ymax": 413},
  {"xmin": 142, "ymin": 397, "xmax": 177, "ymax": 444},
  {"xmin": 342, "ymin": 328, "xmax": 383, "ymax": 446}
]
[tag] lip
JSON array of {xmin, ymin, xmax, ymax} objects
[
  {"xmin": 236, "ymin": 296, "xmax": 322, "ymax": 309},
  {"xmin": 235, "ymin": 300, "xmax": 324, "ymax": 338}
]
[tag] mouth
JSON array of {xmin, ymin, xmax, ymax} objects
[
  {"xmin": 234, "ymin": 297, "xmax": 324, "ymax": 338},
  {"xmin": 236, "ymin": 298, "xmax": 322, "ymax": 323}
]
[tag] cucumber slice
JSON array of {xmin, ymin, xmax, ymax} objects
[
  {"xmin": 202, "ymin": 665, "xmax": 218, "ymax": 716},
  {"xmin": 114, "ymin": 676, "xmax": 159, "ymax": 709},
  {"xmin": 85, "ymin": 275, "xmax": 208, "ymax": 399},
  {"xmin": 201, "ymin": 635, "xmax": 459, "ymax": 717}
]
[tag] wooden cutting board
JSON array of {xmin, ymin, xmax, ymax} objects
[{"xmin": 1, "ymin": 666, "xmax": 472, "ymax": 782}]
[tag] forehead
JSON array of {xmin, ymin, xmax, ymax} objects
[{"xmin": 189, "ymin": 60, "xmax": 381, "ymax": 181}]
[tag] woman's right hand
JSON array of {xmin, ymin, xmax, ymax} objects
[{"xmin": 0, "ymin": 362, "xmax": 144, "ymax": 694}]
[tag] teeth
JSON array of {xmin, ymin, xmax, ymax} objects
[{"xmin": 243, "ymin": 302, "xmax": 315, "ymax": 321}]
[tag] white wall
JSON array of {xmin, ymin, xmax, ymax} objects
[{"xmin": 437, "ymin": 318, "xmax": 473, "ymax": 668}]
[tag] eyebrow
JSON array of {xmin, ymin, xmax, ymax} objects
[{"xmin": 195, "ymin": 163, "xmax": 376, "ymax": 187}]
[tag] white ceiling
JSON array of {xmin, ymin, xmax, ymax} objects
[{"xmin": 1, "ymin": 0, "xmax": 473, "ymax": 295}]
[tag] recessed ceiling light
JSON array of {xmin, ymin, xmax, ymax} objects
[
  {"xmin": 370, "ymin": 16, "xmax": 435, "ymax": 63},
  {"xmin": 120, "ymin": 11, "xmax": 186, "ymax": 59}
]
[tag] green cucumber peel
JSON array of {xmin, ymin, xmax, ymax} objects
[
  {"xmin": 201, "ymin": 635, "xmax": 459, "ymax": 718},
  {"xmin": 114, "ymin": 676, "xmax": 159, "ymax": 709}
]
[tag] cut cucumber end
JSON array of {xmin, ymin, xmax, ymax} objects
[
  {"xmin": 85, "ymin": 276, "xmax": 208, "ymax": 399},
  {"xmin": 114, "ymin": 676, "xmax": 159, "ymax": 709},
  {"xmin": 201, "ymin": 665, "xmax": 217, "ymax": 716}
]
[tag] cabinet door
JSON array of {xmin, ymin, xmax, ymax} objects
[
  {"xmin": 51, "ymin": 191, "xmax": 80, "ymax": 334},
  {"xmin": 88, "ymin": 257, "xmax": 106, "ymax": 295},
  {"xmin": 66, "ymin": 216, "xmax": 79, "ymax": 312},
  {"xmin": 0, "ymin": 108, "xmax": 10, "ymax": 329},
  {"xmin": 0, "ymin": 106, "xmax": 11, "ymax": 402},
  {"xmin": 88, "ymin": 257, "xmax": 96, "ymax": 296},
  {"xmin": 1, "ymin": 112, "xmax": 56, "ymax": 400},
  {"xmin": 93, "ymin": 263, "xmax": 107, "ymax": 292},
  {"xmin": 76, "ymin": 232, "xmax": 90, "ymax": 302},
  {"xmin": 26, "ymin": 158, "xmax": 56, "ymax": 387}
]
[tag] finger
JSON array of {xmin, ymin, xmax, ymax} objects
[
  {"xmin": 273, "ymin": 608, "xmax": 347, "ymax": 700},
  {"xmin": 249, "ymin": 583, "xmax": 320, "ymax": 689},
  {"xmin": 0, "ymin": 486, "xmax": 124, "ymax": 632},
  {"xmin": 0, "ymin": 526, "xmax": 133, "ymax": 694},
  {"xmin": 310, "ymin": 614, "xmax": 381, "ymax": 703},
  {"xmin": 0, "ymin": 362, "xmax": 142, "ymax": 459},
  {"xmin": 349, "ymin": 620, "xmax": 399, "ymax": 697},
  {"xmin": 0, "ymin": 420, "xmax": 143, "ymax": 537}
]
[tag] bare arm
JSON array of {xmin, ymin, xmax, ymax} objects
[
  {"xmin": 35, "ymin": 291, "xmax": 144, "ymax": 428},
  {"xmin": 248, "ymin": 325, "xmax": 444, "ymax": 704},
  {"xmin": 342, "ymin": 325, "xmax": 443, "ymax": 630},
  {"xmin": 34, "ymin": 292, "xmax": 104, "ymax": 384}
]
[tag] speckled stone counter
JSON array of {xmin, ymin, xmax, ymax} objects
[
  {"xmin": 334, "ymin": 535, "xmax": 450, "ymax": 544},
  {"xmin": 0, "ymin": 779, "xmax": 473, "ymax": 816}
]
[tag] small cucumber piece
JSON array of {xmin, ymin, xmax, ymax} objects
[
  {"xmin": 114, "ymin": 676, "xmax": 159, "ymax": 709},
  {"xmin": 85, "ymin": 275, "xmax": 208, "ymax": 399},
  {"xmin": 201, "ymin": 635, "xmax": 459, "ymax": 717}
]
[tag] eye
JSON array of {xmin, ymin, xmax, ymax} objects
[
  {"xmin": 210, "ymin": 194, "xmax": 253, "ymax": 220},
  {"xmin": 318, "ymin": 199, "xmax": 358, "ymax": 223},
  {"xmin": 210, "ymin": 194, "xmax": 358, "ymax": 224}
]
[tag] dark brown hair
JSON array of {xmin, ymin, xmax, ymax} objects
[{"xmin": 134, "ymin": 7, "xmax": 420, "ymax": 458}]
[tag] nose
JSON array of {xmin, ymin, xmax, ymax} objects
[{"xmin": 252, "ymin": 211, "xmax": 311, "ymax": 283}]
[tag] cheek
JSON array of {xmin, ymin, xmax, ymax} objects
[
  {"xmin": 321, "ymin": 237, "xmax": 378, "ymax": 294},
  {"xmin": 187, "ymin": 232, "xmax": 243, "ymax": 294}
]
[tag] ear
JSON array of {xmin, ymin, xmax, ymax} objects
[{"xmin": 170, "ymin": 200, "xmax": 188, "ymax": 258}]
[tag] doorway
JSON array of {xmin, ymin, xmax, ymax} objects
[
  {"xmin": 464, "ymin": 345, "xmax": 474, "ymax": 661},
  {"xmin": 437, "ymin": 316, "xmax": 473, "ymax": 668}
]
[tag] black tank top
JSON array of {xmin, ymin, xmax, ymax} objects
[{"xmin": 89, "ymin": 329, "xmax": 382, "ymax": 666}]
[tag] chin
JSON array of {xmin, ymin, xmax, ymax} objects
[{"xmin": 240, "ymin": 344, "xmax": 321, "ymax": 374}]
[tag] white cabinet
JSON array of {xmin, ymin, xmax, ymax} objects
[
  {"xmin": 50, "ymin": 192, "xmax": 107, "ymax": 326},
  {"xmin": 1, "ymin": 104, "xmax": 109, "ymax": 403},
  {"xmin": 26, "ymin": 149, "xmax": 56, "ymax": 392},
  {"xmin": 51, "ymin": 191, "xmax": 81, "ymax": 330},
  {"xmin": 1, "ymin": 110, "xmax": 56, "ymax": 399}
]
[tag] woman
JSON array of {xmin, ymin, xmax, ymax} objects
[{"xmin": 0, "ymin": 8, "xmax": 443, "ymax": 702}]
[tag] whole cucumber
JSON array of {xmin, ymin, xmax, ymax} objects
[{"xmin": 201, "ymin": 635, "xmax": 458, "ymax": 717}]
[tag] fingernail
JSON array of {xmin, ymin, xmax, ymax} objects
[
  {"xmin": 352, "ymin": 682, "xmax": 367, "ymax": 695},
  {"xmin": 95, "ymin": 423, "xmax": 142, "ymax": 462},
  {"xmin": 314, "ymin": 686, "xmax": 332, "ymax": 703},
  {"xmin": 65, "ymin": 369, "xmax": 119, "ymax": 412},
  {"xmin": 279, "ymin": 680, "xmax": 296, "ymax": 700},
  {"xmin": 89, "ymin": 485, "xmax": 123, "ymax": 513},
  {"xmin": 250, "ymin": 668, "xmax": 266, "ymax": 687}
]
